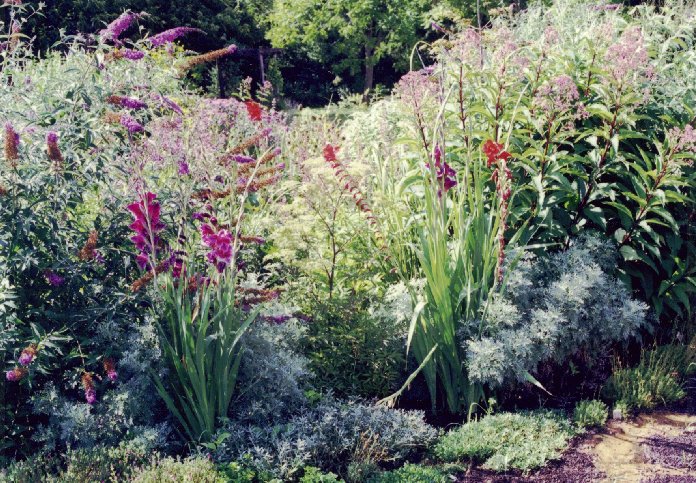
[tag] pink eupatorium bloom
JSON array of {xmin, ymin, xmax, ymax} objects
[{"xmin": 127, "ymin": 192, "xmax": 165, "ymax": 269}]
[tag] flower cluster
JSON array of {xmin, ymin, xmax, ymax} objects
[
  {"xmin": 483, "ymin": 140, "xmax": 514, "ymax": 282},
  {"xmin": 604, "ymin": 27, "xmax": 651, "ymax": 86},
  {"xmin": 44, "ymin": 270, "xmax": 65, "ymax": 287},
  {"xmin": 148, "ymin": 27, "xmax": 203, "ymax": 47},
  {"xmin": 535, "ymin": 75, "xmax": 580, "ymax": 117},
  {"xmin": 18, "ymin": 344, "xmax": 37, "ymax": 366},
  {"xmin": 668, "ymin": 125, "xmax": 696, "ymax": 158},
  {"xmin": 106, "ymin": 95, "xmax": 148, "ymax": 110},
  {"xmin": 178, "ymin": 44, "xmax": 237, "ymax": 72},
  {"xmin": 5, "ymin": 367, "xmax": 27, "ymax": 382},
  {"xmin": 4, "ymin": 122, "xmax": 19, "ymax": 164},
  {"xmin": 46, "ymin": 131, "xmax": 63, "ymax": 165},
  {"xmin": 106, "ymin": 48, "xmax": 145, "ymax": 61},
  {"xmin": 100, "ymin": 11, "xmax": 141, "ymax": 43},
  {"xmin": 245, "ymin": 100, "xmax": 264, "ymax": 122},
  {"xmin": 200, "ymin": 224, "xmax": 233, "ymax": 273},
  {"xmin": 103, "ymin": 358, "xmax": 118, "ymax": 382},
  {"xmin": 323, "ymin": 144, "xmax": 384, "ymax": 245},
  {"xmin": 426, "ymin": 146, "xmax": 457, "ymax": 194},
  {"xmin": 81, "ymin": 372, "xmax": 97, "ymax": 404},
  {"xmin": 120, "ymin": 114, "xmax": 145, "ymax": 134},
  {"xmin": 78, "ymin": 230, "xmax": 104, "ymax": 262},
  {"xmin": 127, "ymin": 192, "xmax": 165, "ymax": 270}
]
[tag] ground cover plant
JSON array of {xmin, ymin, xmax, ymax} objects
[{"xmin": 1, "ymin": 0, "xmax": 696, "ymax": 481}]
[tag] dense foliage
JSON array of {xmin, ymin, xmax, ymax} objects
[{"xmin": 2, "ymin": 0, "xmax": 696, "ymax": 480}]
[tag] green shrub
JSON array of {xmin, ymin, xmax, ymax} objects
[
  {"xmin": 131, "ymin": 457, "xmax": 225, "ymax": 483},
  {"xmin": 300, "ymin": 466, "xmax": 343, "ymax": 482},
  {"xmin": 433, "ymin": 411, "xmax": 575, "ymax": 472},
  {"xmin": 603, "ymin": 347, "xmax": 687, "ymax": 411},
  {"xmin": 370, "ymin": 463, "xmax": 449, "ymax": 483},
  {"xmin": 573, "ymin": 400, "xmax": 608, "ymax": 429},
  {"xmin": 302, "ymin": 297, "xmax": 405, "ymax": 398}
]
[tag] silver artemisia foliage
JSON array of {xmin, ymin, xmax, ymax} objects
[{"xmin": 466, "ymin": 235, "xmax": 649, "ymax": 386}]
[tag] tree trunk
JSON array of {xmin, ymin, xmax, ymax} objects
[{"xmin": 363, "ymin": 44, "xmax": 375, "ymax": 103}]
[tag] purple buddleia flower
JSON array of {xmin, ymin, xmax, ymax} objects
[
  {"xmin": 45, "ymin": 271, "xmax": 65, "ymax": 286},
  {"xmin": 122, "ymin": 49, "xmax": 145, "ymax": 60},
  {"xmin": 148, "ymin": 27, "xmax": 203, "ymax": 47},
  {"xmin": 120, "ymin": 115, "xmax": 144, "ymax": 134},
  {"xmin": 5, "ymin": 367, "xmax": 27, "ymax": 382},
  {"xmin": 232, "ymin": 154, "xmax": 256, "ymax": 164},
  {"xmin": 178, "ymin": 161, "xmax": 190, "ymax": 175},
  {"xmin": 100, "ymin": 11, "xmax": 141, "ymax": 42}
]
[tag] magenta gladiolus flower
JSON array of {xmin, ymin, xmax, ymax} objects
[
  {"xmin": 200, "ymin": 224, "xmax": 233, "ymax": 273},
  {"xmin": 426, "ymin": 146, "xmax": 457, "ymax": 193},
  {"xmin": 148, "ymin": 27, "xmax": 203, "ymax": 47},
  {"xmin": 127, "ymin": 192, "xmax": 166, "ymax": 269}
]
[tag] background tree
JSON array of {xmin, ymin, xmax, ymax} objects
[{"xmin": 267, "ymin": 0, "xmax": 430, "ymax": 97}]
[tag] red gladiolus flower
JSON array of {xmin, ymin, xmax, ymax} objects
[
  {"xmin": 322, "ymin": 144, "xmax": 339, "ymax": 163},
  {"xmin": 483, "ymin": 140, "xmax": 511, "ymax": 167},
  {"xmin": 244, "ymin": 100, "xmax": 263, "ymax": 122}
]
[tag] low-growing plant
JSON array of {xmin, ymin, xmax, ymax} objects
[
  {"xmin": 602, "ymin": 346, "xmax": 687, "ymax": 410},
  {"xmin": 215, "ymin": 398, "xmax": 438, "ymax": 479},
  {"xmin": 300, "ymin": 466, "xmax": 343, "ymax": 483},
  {"xmin": 370, "ymin": 463, "xmax": 449, "ymax": 483},
  {"xmin": 573, "ymin": 400, "xmax": 608, "ymax": 429},
  {"xmin": 131, "ymin": 457, "xmax": 225, "ymax": 483},
  {"xmin": 433, "ymin": 411, "xmax": 576, "ymax": 472}
]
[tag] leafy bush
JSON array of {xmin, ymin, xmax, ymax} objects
[
  {"xmin": 370, "ymin": 463, "xmax": 449, "ymax": 483},
  {"xmin": 603, "ymin": 346, "xmax": 687, "ymax": 410},
  {"xmin": 573, "ymin": 400, "xmax": 608, "ymax": 429},
  {"xmin": 300, "ymin": 466, "xmax": 342, "ymax": 483},
  {"xmin": 0, "ymin": 442, "xmax": 151, "ymax": 482},
  {"xmin": 302, "ymin": 297, "xmax": 405, "ymax": 398},
  {"xmin": 215, "ymin": 398, "xmax": 438, "ymax": 479},
  {"xmin": 433, "ymin": 411, "xmax": 576, "ymax": 472},
  {"xmin": 465, "ymin": 235, "xmax": 649, "ymax": 388},
  {"xmin": 131, "ymin": 457, "xmax": 225, "ymax": 483}
]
